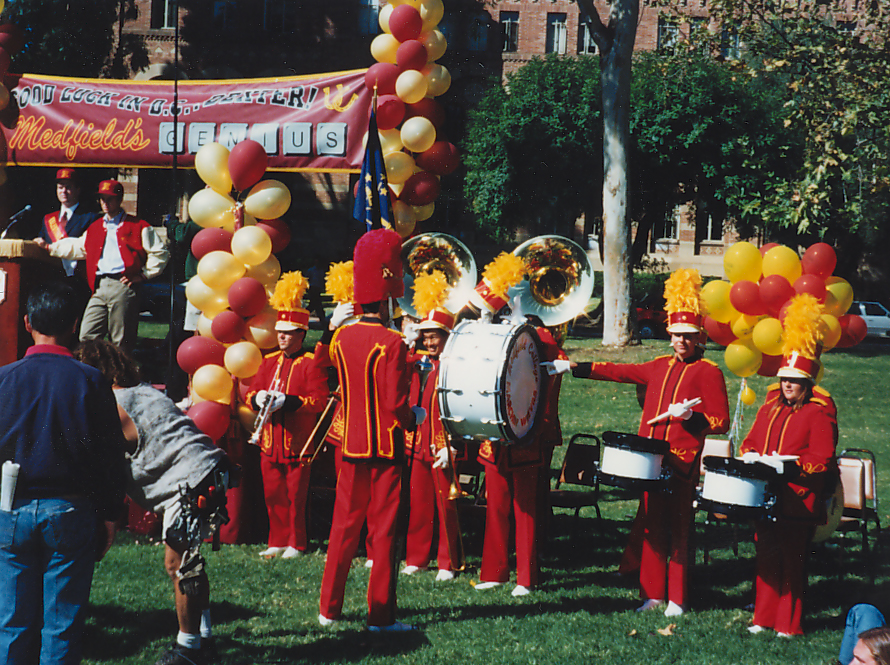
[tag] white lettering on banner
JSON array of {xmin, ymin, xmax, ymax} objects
[
  {"xmin": 58, "ymin": 88, "xmax": 118, "ymax": 107},
  {"xmin": 13, "ymin": 85, "xmax": 58, "ymax": 108},
  {"xmin": 283, "ymin": 124, "xmax": 312, "ymax": 156},
  {"xmin": 247, "ymin": 124, "xmax": 279, "ymax": 154},
  {"xmin": 158, "ymin": 121, "xmax": 350, "ymax": 158},
  {"xmin": 188, "ymin": 123, "xmax": 216, "ymax": 153},
  {"xmin": 317, "ymin": 123, "xmax": 347, "ymax": 156},
  {"xmin": 218, "ymin": 124, "xmax": 249, "ymax": 149},
  {"xmin": 158, "ymin": 122, "xmax": 186, "ymax": 154}
]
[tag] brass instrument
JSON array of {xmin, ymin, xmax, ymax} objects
[
  {"xmin": 398, "ymin": 233, "xmax": 477, "ymax": 319},
  {"xmin": 509, "ymin": 235, "xmax": 595, "ymax": 326},
  {"xmin": 297, "ymin": 391, "xmax": 341, "ymax": 466},
  {"xmin": 432, "ymin": 434, "xmax": 467, "ymax": 572},
  {"xmin": 248, "ymin": 361, "xmax": 284, "ymax": 446}
]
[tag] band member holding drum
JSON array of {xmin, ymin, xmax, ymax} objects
[
  {"xmin": 319, "ymin": 229, "xmax": 426, "ymax": 632},
  {"xmin": 546, "ymin": 269, "xmax": 730, "ymax": 616},
  {"xmin": 739, "ymin": 294, "xmax": 838, "ymax": 637},
  {"xmin": 246, "ymin": 272, "xmax": 330, "ymax": 558}
]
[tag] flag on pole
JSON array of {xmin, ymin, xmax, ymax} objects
[{"xmin": 353, "ymin": 107, "xmax": 394, "ymax": 233}]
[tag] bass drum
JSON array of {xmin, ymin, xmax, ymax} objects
[
  {"xmin": 437, "ymin": 320, "xmax": 543, "ymax": 444},
  {"xmin": 812, "ymin": 480, "xmax": 844, "ymax": 543}
]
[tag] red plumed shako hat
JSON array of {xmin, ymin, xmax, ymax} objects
[{"xmin": 353, "ymin": 229, "xmax": 404, "ymax": 304}]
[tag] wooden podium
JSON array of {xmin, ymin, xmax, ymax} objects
[{"xmin": 0, "ymin": 240, "xmax": 67, "ymax": 367}]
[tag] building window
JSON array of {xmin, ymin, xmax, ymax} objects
[
  {"xmin": 577, "ymin": 19, "xmax": 598, "ymax": 55},
  {"xmin": 655, "ymin": 206, "xmax": 681, "ymax": 241},
  {"xmin": 721, "ymin": 28, "xmax": 741, "ymax": 59},
  {"xmin": 501, "ymin": 12, "xmax": 519, "ymax": 53},
  {"xmin": 358, "ymin": 0, "xmax": 380, "ymax": 37},
  {"xmin": 151, "ymin": 0, "xmax": 177, "ymax": 30},
  {"xmin": 657, "ymin": 17, "xmax": 679, "ymax": 51},
  {"xmin": 703, "ymin": 213, "xmax": 723, "ymax": 241},
  {"xmin": 546, "ymin": 13, "xmax": 568, "ymax": 54},
  {"xmin": 468, "ymin": 12, "xmax": 489, "ymax": 52}
]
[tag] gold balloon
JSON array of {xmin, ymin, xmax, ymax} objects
[
  {"xmin": 231, "ymin": 226, "xmax": 273, "ymax": 267},
  {"xmin": 730, "ymin": 313, "xmax": 759, "ymax": 340},
  {"xmin": 824, "ymin": 276, "xmax": 853, "ymax": 316},
  {"xmin": 418, "ymin": 0, "xmax": 444, "ymax": 32},
  {"xmin": 197, "ymin": 250, "xmax": 246, "ymax": 291},
  {"xmin": 236, "ymin": 403, "xmax": 257, "ymax": 431},
  {"xmin": 741, "ymin": 384, "xmax": 757, "ymax": 406},
  {"xmin": 819, "ymin": 313, "xmax": 842, "ymax": 351},
  {"xmin": 701, "ymin": 280, "xmax": 736, "ymax": 324},
  {"xmin": 370, "ymin": 33, "xmax": 400, "ymax": 64},
  {"xmin": 244, "ymin": 180, "xmax": 292, "ymax": 220},
  {"xmin": 245, "ymin": 254, "xmax": 281, "ymax": 287},
  {"xmin": 384, "ymin": 151, "xmax": 417, "ymax": 185},
  {"xmin": 378, "ymin": 2, "xmax": 394, "ymax": 33},
  {"xmin": 379, "ymin": 128, "xmax": 404, "ymax": 154},
  {"xmin": 422, "ymin": 63, "xmax": 451, "ymax": 97},
  {"xmin": 185, "ymin": 275, "xmax": 229, "ymax": 317},
  {"xmin": 724, "ymin": 339, "xmax": 762, "ymax": 378},
  {"xmin": 196, "ymin": 314, "xmax": 215, "ymax": 338},
  {"xmin": 192, "ymin": 364, "xmax": 234, "ymax": 402},
  {"xmin": 195, "ymin": 143, "xmax": 232, "ymax": 194},
  {"xmin": 393, "ymin": 201, "xmax": 417, "ymax": 238},
  {"xmin": 762, "ymin": 245, "xmax": 802, "ymax": 282},
  {"xmin": 246, "ymin": 310, "xmax": 278, "ymax": 349},
  {"xmin": 395, "ymin": 70, "xmax": 428, "ymax": 104},
  {"xmin": 420, "ymin": 29, "xmax": 447, "ymax": 62},
  {"xmin": 412, "ymin": 201, "xmax": 435, "ymax": 222},
  {"xmin": 752, "ymin": 317, "xmax": 784, "ymax": 356},
  {"xmin": 224, "ymin": 341, "xmax": 263, "ymax": 379},
  {"xmin": 190, "ymin": 389, "xmax": 232, "ymax": 406},
  {"xmin": 188, "ymin": 188, "xmax": 237, "ymax": 229},
  {"xmin": 400, "ymin": 116, "xmax": 437, "ymax": 153},
  {"xmin": 723, "ymin": 241, "xmax": 762, "ymax": 283}
]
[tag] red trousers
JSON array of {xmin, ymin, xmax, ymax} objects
[
  {"xmin": 480, "ymin": 462, "xmax": 539, "ymax": 587},
  {"xmin": 639, "ymin": 477, "xmax": 694, "ymax": 606},
  {"xmin": 753, "ymin": 520, "xmax": 812, "ymax": 635},
  {"xmin": 319, "ymin": 461, "xmax": 401, "ymax": 627},
  {"xmin": 405, "ymin": 458, "xmax": 461, "ymax": 571},
  {"xmin": 260, "ymin": 456, "xmax": 311, "ymax": 550}
]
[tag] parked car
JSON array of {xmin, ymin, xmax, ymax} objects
[{"xmin": 848, "ymin": 301, "xmax": 890, "ymax": 337}]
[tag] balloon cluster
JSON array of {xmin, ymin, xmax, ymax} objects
[
  {"xmin": 702, "ymin": 241, "xmax": 866, "ymax": 388},
  {"xmin": 178, "ymin": 140, "xmax": 294, "ymax": 440},
  {"xmin": 364, "ymin": 0, "xmax": 460, "ymax": 238},
  {"xmin": 0, "ymin": 18, "xmax": 25, "ymax": 188}
]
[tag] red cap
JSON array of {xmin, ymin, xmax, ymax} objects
[
  {"xmin": 56, "ymin": 168, "xmax": 78, "ymax": 183},
  {"xmin": 667, "ymin": 311, "xmax": 704, "ymax": 334},
  {"xmin": 777, "ymin": 352, "xmax": 820, "ymax": 381},
  {"xmin": 98, "ymin": 180, "xmax": 124, "ymax": 197}
]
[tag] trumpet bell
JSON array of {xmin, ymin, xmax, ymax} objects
[
  {"xmin": 508, "ymin": 235, "xmax": 595, "ymax": 326},
  {"xmin": 398, "ymin": 233, "xmax": 477, "ymax": 319}
]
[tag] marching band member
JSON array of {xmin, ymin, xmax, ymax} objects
[
  {"xmin": 739, "ymin": 294, "xmax": 838, "ymax": 637},
  {"xmin": 546, "ymin": 269, "xmax": 730, "ymax": 616},
  {"xmin": 246, "ymin": 272, "xmax": 329, "ymax": 558},
  {"xmin": 319, "ymin": 229, "xmax": 425, "ymax": 632},
  {"xmin": 401, "ymin": 271, "xmax": 463, "ymax": 580}
]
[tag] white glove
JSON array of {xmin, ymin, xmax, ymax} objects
[
  {"xmin": 258, "ymin": 390, "xmax": 286, "ymax": 413},
  {"xmin": 740, "ymin": 451, "xmax": 761, "ymax": 463},
  {"xmin": 432, "ymin": 446, "xmax": 455, "ymax": 470},
  {"xmin": 509, "ymin": 295, "xmax": 525, "ymax": 326},
  {"xmin": 541, "ymin": 359, "xmax": 572, "ymax": 376},
  {"xmin": 403, "ymin": 322, "xmax": 420, "ymax": 347},
  {"xmin": 667, "ymin": 401, "xmax": 694, "ymax": 420},
  {"xmin": 411, "ymin": 405, "xmax": 427, "ymax": 427},
  {"xmin": 330, "ymin": 302, "xmax": 355, "ymax": 329}
]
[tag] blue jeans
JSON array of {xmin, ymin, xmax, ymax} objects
[
  {"xmin": 0, "ymin": 497, "xmax": 99, "ymax": 665},
  {"xmin": 839, "ymin": 604, "xmax": 886, "ymax": 665}
]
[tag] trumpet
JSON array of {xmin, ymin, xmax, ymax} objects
[
  {"xmin": 248, "ymin": 362, "xmax": 283, "ymax": 446},
  {"xmin": 433, "ymin": 433, "xmax": 467, "ymax": 571}
]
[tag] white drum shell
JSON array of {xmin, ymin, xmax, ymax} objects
[
  {"xmin": 702, "ymin": 471, "xmax": 768, "ymax": 508},
  {"xmin": 600, "ymin": 446, "xmax": 664, "ymax": 481}
]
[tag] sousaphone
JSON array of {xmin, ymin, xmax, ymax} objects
[{"xmin": 398, "ymin": 233, "xmax": 477, "ymax": 319}]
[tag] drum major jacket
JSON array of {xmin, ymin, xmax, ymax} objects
[{"xmin": 405, "ymin": 357, "xmax": 446, "ymax": 461}]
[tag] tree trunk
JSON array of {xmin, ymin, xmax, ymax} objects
[{"xmin": 599, "ymin": 0, "xmax": 638, "ymax": 347}]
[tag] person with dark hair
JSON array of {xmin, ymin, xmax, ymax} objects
[
  {"xmin": 841, "ymin": 605, "xmax": 887, "ymax": 665},
  {"xmin": 852, "ymin": 626, "xmax": 890, "ymax": 665},
  {"xmin": 0, "ymin": 282, "xmax": 127, "ymax": 665},
  {"xmin": 75, "ymin": 340, "xmax": 230, "ymax": 665}
]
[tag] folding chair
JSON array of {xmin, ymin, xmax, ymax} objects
[
  {"xmin": 837, "ymin": 448, "xmax": 881, "ymax": 552},
  {"xmin": 550, "ymin": 433, "xmax": 602, "ymax": 537}
]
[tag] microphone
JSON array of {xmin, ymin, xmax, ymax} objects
[{"xmin": 0, "ymin": 205, "xmax": 33, "ymax": 239}]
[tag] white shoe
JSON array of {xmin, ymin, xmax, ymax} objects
[
  {"xmin": 318, "ymin": 613, "xmax": 339, "ymax": 627},
  {"xmin": 748, "ymin": 625, "xmax": 765, "ymax": 634},
  {"xmin": 281, "ymin": 547, "xmax": 303, "ymax": 559},
  {"xmin": 364, "ymin": 559, "xmax": 374, "ymax": 568},
  {"xmin": 475, "ymin": 581, "xmax": 503, "ymax": 591},
  {"xmin": 259, "ymin": 546, "xmax": 286, "ymax": 557},
  {"xmin": 435, "ymin": 569, "xmax": 455, "ymax": 581},
  {"xmin": 664, "ymin": 601, "xmax": 684, "ymax": 617},
  {"xmin": 511, "ymin": 585, "xmax": 531, "ymax": 597},
  {"xmin": 401, "ymin": 565, "xmax": 422, "ymax": 575},
  {"xmin": 777, "ymin": 632, "xmax": 793, "ymax": 638},
  {"xmin": 636, "ymin": 599, "xmax": 664, "ymax": 612}
]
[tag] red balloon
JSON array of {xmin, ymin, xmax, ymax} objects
[
  {"xmin": 400, "ymin": 171, "xmax": 440, "ymax": 206},
  {"xmin": 793, "ymin": 274, "xmax": 827, "ymax": 302},
  {"xmin": 757, "ymin": 353, "xmax": 783, "ymax": 377},
  {"xmin": 187, "ymin": 400, "xmax": 230, "ymax": 442},
  {"xmin": 0, "ymin": 24, "xmax": 26, "ymax": 54},
  {"xmin": 228, "ymin": 140, "xmax": 268, "ymax": 192},
  {"xmin": 255, "ymin": 218, "xmax": 291, "ymax": 254},
  {"xmin": 365, "ymin": 62, "xmax": 400, "ymax": 95},
  {"xmin": 416, "ymin": 141, "xmax": 460, "ymax": 176},
  {"xmin": 211, "ymin": 310, "xmax": 248, "ymax": 344},
  {"xmin": 389, "ymin": 4, "xmax": 423, "ymax": 41},
  {"xmin": 703, "ymin": 315, "xmax": 736, "ymax": 346},
  {"xmin": 177, "ymin": 336, "xmax": 226, "ymax": 374},
  {"xmin": 801, "ymin": 242, "xmax": 837, "ymax": 280},
  {"xmin": 760, "ymin": 242, "xmax": 779, "ymax": 257},
  {"xmin": 237, "ymin": 378, "xmax": 252, "ymax": 405},
  {"xmin": 405, "ymin": 98, "xmax": 446, "ymax": 129},
  {"xmin": 228, "ymin": 277, "xmax": 268, "ymax": 318},
  {"xmin": 836, "ymin": 314, "xmax": 868, "ymax": 348},
  {"xmin": 376, "ymin": 94, "xmax": 406, "ymax": 131},
  {"xmin": 191, "ymin": 228, "xmax": 234, "ymax": 260},
  {"xmin": 729, "ymin": 280, "xmax": 767, "ymax": 316},
  {"xmin": 396, "ymin": 39, "xmax": 428, "ymax": 72},
  {"xmin": 759, "ymin": 274, "xmax": 795, "ymax": 317}
]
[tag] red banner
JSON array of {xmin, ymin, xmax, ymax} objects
[{"xmin": 1, "ymin": 69, "xmax": 372, "ymax": 172}]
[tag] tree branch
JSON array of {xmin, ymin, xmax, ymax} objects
[{"xmin": 576, "ymin": 0, "xmax": 614, "ymax": 54}]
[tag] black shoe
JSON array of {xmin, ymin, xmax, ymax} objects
[{"xmin": 154, "ymin": 643, "xmax": 203, "ymax": 665}]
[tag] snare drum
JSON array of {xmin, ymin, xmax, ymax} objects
[
  {"xmin": 437, "ymin": 320, "xmax": 543, "ymax": 443},
  {"xmin": 595, "ymin": 431, "xmax": 670, "ymax": 491},
  {"xmin": 696, "ymin": 456, "xmax": 780, "ymax": 520}
]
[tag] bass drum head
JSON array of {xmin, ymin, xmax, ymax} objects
[
  {"xmin": 812, "ymin": 481, "xmax": 844, "ymax": 543},
  {"xmin": 499, "ymin": 324, "xmax": 542, "ymax": 442}
]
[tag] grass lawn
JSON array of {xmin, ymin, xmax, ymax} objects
[{"xmin": 91, "ymin": 325, "xmax": 890, "ymax": 664}]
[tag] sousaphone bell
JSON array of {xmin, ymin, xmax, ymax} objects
[{"xmin": 398, "ymin": 233, "xmax": 477, "ymax": 319}]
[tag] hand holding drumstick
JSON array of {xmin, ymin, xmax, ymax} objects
[{"xmin": 647, "ymin": 397, "xmax": 702, "ymax": 425}]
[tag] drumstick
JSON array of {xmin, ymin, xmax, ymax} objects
[{"xmin": 646, "ymin": 397, "xmax": 702, "ymax": 425}]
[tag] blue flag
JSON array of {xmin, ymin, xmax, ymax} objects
[{"xmin": 353, "ymin": 108, "xmax": 394, "ymax": 233}]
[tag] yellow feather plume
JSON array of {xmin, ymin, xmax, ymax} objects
[
  {"xmin": 483, "ymin": 252, "xmax": 526, "ymax": 298},
  {"xmin": 413, "ymin": 270, "xmax": 450, "ymax": 319},
  {"xmin": 782, "ymin": 293, "xmax": 823, "ymax": 359},
  {"xmin": 270, "ymin": 271, "xmax": 308, "ymax": 312},
  {"xmin": 663, "ymin": 268, "xmax": 703, "ymax": 316},
  {"xmin": 325, "ymin": 261, "xmax": 354, "ymax": 304}
]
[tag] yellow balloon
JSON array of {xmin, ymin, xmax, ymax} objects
[
  {"xmin": 245, "ymin": 254, "xmax": 281, "ymax": 288},
  {"xmin": 723, "ymin": 241, "xmax": 762, "ymax": 283},
  {"xmin": 224, "ymin": 341, "xmax": 263, "ymax": 379},
  {"xmin": 196, "ymin": 314, "xmax": 215, "ymax": 338},
  {"xmin": 418, "ymin": 0, "xmax": 444, "ymax": 32},
  {"xmin": 741, "ymin": 385, "xmax": 757, "ymax": 406},
  {"xmin": 395, "ymin": 70, "xmax": 428, "ymax": 104},
  {"xmin": 412, "ymin": 201, "xmax": 435, "ymax": 222},
  {"xmin": 188, "ymin": 188, "xmax": 237, "ymax": 229},
  {"xmin": 245, "ymin": 310, "xmax": 278, "ymax": 349},
  {"xmin": 400, "ymin": 116, "xmax": 437, "ymax": 153},
  {"xmin": 370, "ymin": 33, "xmax": 400, "ymax": 65},
  {"xmin": 762, "ymin": 245, "xmax": 802, "ymax": 282},
  {"xmin": 422, "ymin": 63, "xmax": 451, "ymax": 97},
  {"xmin": 752, "ymin": 317, "xmax": 784, "ymax": 356},
  {"xmin": 231, "ymin": 226, "xmax": 273, "ymax": 267},
  {"xmin": 390, "ymin": 181, "xmax": 404, "ymax": 197},
  {"xmin": 730, "ymin": 313, "xmax": 759, "ymax": 340},
  {"xmin": 192, "ymin": 364, "xmax": 233, "ymax": 403},
  {"xmin": 724, "ymin": 340, "xmax": 762, "ymax": 378},
  {"xmin": 393, "ymin": 201, "xmax": 417, "ymax": 238},
  {"xmin": 0, "ymin": 84, "xmax": 9, "ymax": 112},
  {"xmin": 197, "ymin": 250, "xmax": 246, "ymax": 291},
  {"xmin": 819, "ymin": 314, "xmax": 842, "ymax": 351},
  {"xmin": 824, "ymin": 276, "xmax": 853, "ymax": 316},
  {"xmin": 378, "ymin": 3, "xmax": 394, "ymax": 33},
  {"xmin": 420, "ymin": 30, "xmax": 447, "ymax": 62},
  {"xmin": 384, "ymin": 151, "xmax": 417, "ymax": 185},
  {"xmin": 195, "ymin": 143, "xmax": 232, "ymax": 194},
  {"xmin": 244, "ymin": 180, "xmax": 292, "ymax": 220},
  {"xmin": 236, "ymin": 403, "xmax": 257, "ymax": 431},
  {"xmin": 379, "ymin": 128, "xmax": 404, "ymax": 155},
  {"xmin": 185, "ymin": 276, "xmax": 229, "ymax": 317},
  {"xmin": 190, "ymin": 389, "xmax": 231, "ymax": 406},
  {"xmin": 701, "ymin": 280, "xmax": 735, "ymax": 323}
]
